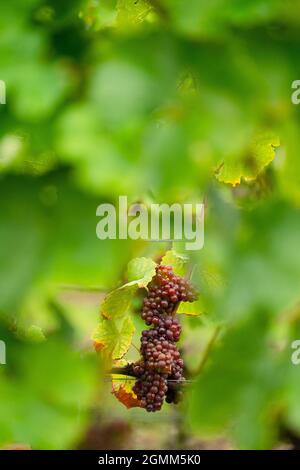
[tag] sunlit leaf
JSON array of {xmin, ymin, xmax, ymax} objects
[
  {"xmin": 117, "ymin": 0, "xmax": 153, "ymax": 28},
  {"xmin": 127, "ymin": 257, "xmax": 156, "ymax": 287},
  {"xmin": 92, "ymin": 315, "xmax": 135, "ymax": 360},
  {"xmin": 215, "ymin": 133, "xmax": 280, "ymax": 186},
  {"xmin": 112, "ymin": 316, "xmax": 135, "ymax": 359},
  {"xmin": 177, "ymin": 298, "xmax": 204, "ymax": 316},
  {"xmin": 100, "ymin": 284, "xmax": 137, "ymax": 320},
  {"xmin": 161, "ymin": 250, "xmax": 188, "ymax": 277}
]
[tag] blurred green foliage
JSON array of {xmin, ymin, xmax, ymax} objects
[{"xmin": 1, "ymin": 0, "xmax": 300, "ymax": 449}]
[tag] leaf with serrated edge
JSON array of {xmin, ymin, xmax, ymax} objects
[
  {"xmin": 92, "ymin": 315, "xmax": 135, "ymax": 360},
  {"xmin": 112, "ymin": 358, "xmax": 128, "ymax": 368},
  {"xmin": 216, "ymin": 132, "xmax": 280, "ymax": 186},
  {"xmin": 161, "ymin": 250, "xmax": 188, "ymax": 277},
  {"xmin": 100, "ymin": 258, "xmax": 157, "ymax": 320},
  {"xmin": 100, "ymin": 283, "xmax": 137, "ymax": 320},
  {"xmin": 117, "ymin": 0, "xmax": 153, "ymax": 28},
  {"xmin": 92, "ymin": 318, "xmax": 118, "ymax": 355},
  {"xmin": 112, "ymin": 316, "xmax": 135, "ymax": 360},
  {"xmin": 127, "ymin": 257, "xmax": 156, "ymax": 288}
]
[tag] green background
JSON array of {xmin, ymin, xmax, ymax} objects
[{"xmin": 1, "ymin": 0, "xmax": 300, "ymax": 449}]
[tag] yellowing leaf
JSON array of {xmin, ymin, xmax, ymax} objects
[
  {"xmin": 215, "ymin": 132, "xmax": 280, "ymax": 186},
  {"xmin": 112, "ymin": 316, "xmax": 135, "ymax": 360},
  {"xmin": 92, "ymin": 318, "xmax": 117, "ymax": 353},
  {"xmin": 111, "ymin": 374, "xmax": 141, "ymax": 409},
  {"xmin": 100, "ymin": 284, "xmax": 137, "ymax": 320},
  {"xmin": 92, "ymin": 315, "xmax": 135, "ymax": 360},
  {"xmin": 112, "ymin": 358, "xmax": 128, "ymax": 368},
  {"xmin": 161, "ymin": 250, "xmax": 188, "ymax": 277},
  {"xmin": 127, "ymin": 257, "xmax": 156, "ymax": 287},
  {"xmin": 100, "ymin": 258, "xmax": 157, "ymax": 319}
]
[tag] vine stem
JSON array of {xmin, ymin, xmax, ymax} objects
[
  {"xmin": 189, "ymin": 325, "xmax": 221, "ymax": 378},
  {"xmin": 131, "ymin": 342, "xmax": 140, "ymax": 353},
  {"xmin": 110, "ymin": 365, "xmax": 136, "ymax": 377},
  {"xmin": 109, "ymin": 365, "xmax": 185, "ymax": 390}
]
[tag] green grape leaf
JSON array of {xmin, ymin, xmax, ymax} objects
[
  {"xmin": 127, "ymin": 257, "xmax": 156, "ymax": 287},
  {"xmin": 117, "ymin": 0, "xmax": 153, "ymax": 28},
  {"xmin": 98, "ymin": 257, "xmax": 156, "ymax": 322},
  {"xmin": 24, "ymin": 325, "xmax": 46, "ymax": 343},
  {"xmin": 161, "ymin": 250, "xmax": 189, "ymax": 277},
  {"xmin": 177, "ymin": 298, "xmax": 204, "ymax": 316},
  {"xmin": 92, "ymin": 315, "xmax": 135, "ymax": 360},
  {"xmin": 215, "ymin": 132, "xmax": 280, "ymax": 186},
  {"xmin": 100, "ymin": 284, "xmax": 137, "ymax": 320},
  {"xmin": 92, "ymin": 318, "xmax": 117, "ymax": 354},
  {"xmin": 113, "ymin": 316, "xmax": 136, "ymax": 359}
]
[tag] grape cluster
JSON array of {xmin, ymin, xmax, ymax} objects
[
  {"xmin": 132, "ymin": 264, "xmax": 198, "ymax": 412},
  {"xmin": 141, "ymin": 265, "xmax": 197, "ymax": 326},
  {"xmin": 140, "ymin": 323, "xmax": 181, "ymax": 374},
  {"xmin": 132, "ymin": 364, "xmax": 168, "ymax": 412}
]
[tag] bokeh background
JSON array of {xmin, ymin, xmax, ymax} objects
[{"xmin": 1, "ymin": 0, "xmax": 300, "ymax": 450}]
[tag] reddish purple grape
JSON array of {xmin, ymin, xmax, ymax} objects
[
  {"xmin": 140, "ymin": 265, "xmax": 198, "ymax": 325},
  {"xmin": 133, "ymin": 264, "xmax": 198, "ymax": 412},
  {"xmin": 133, "ymin": 370, "xmax": 168, "ymax": 412}
]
